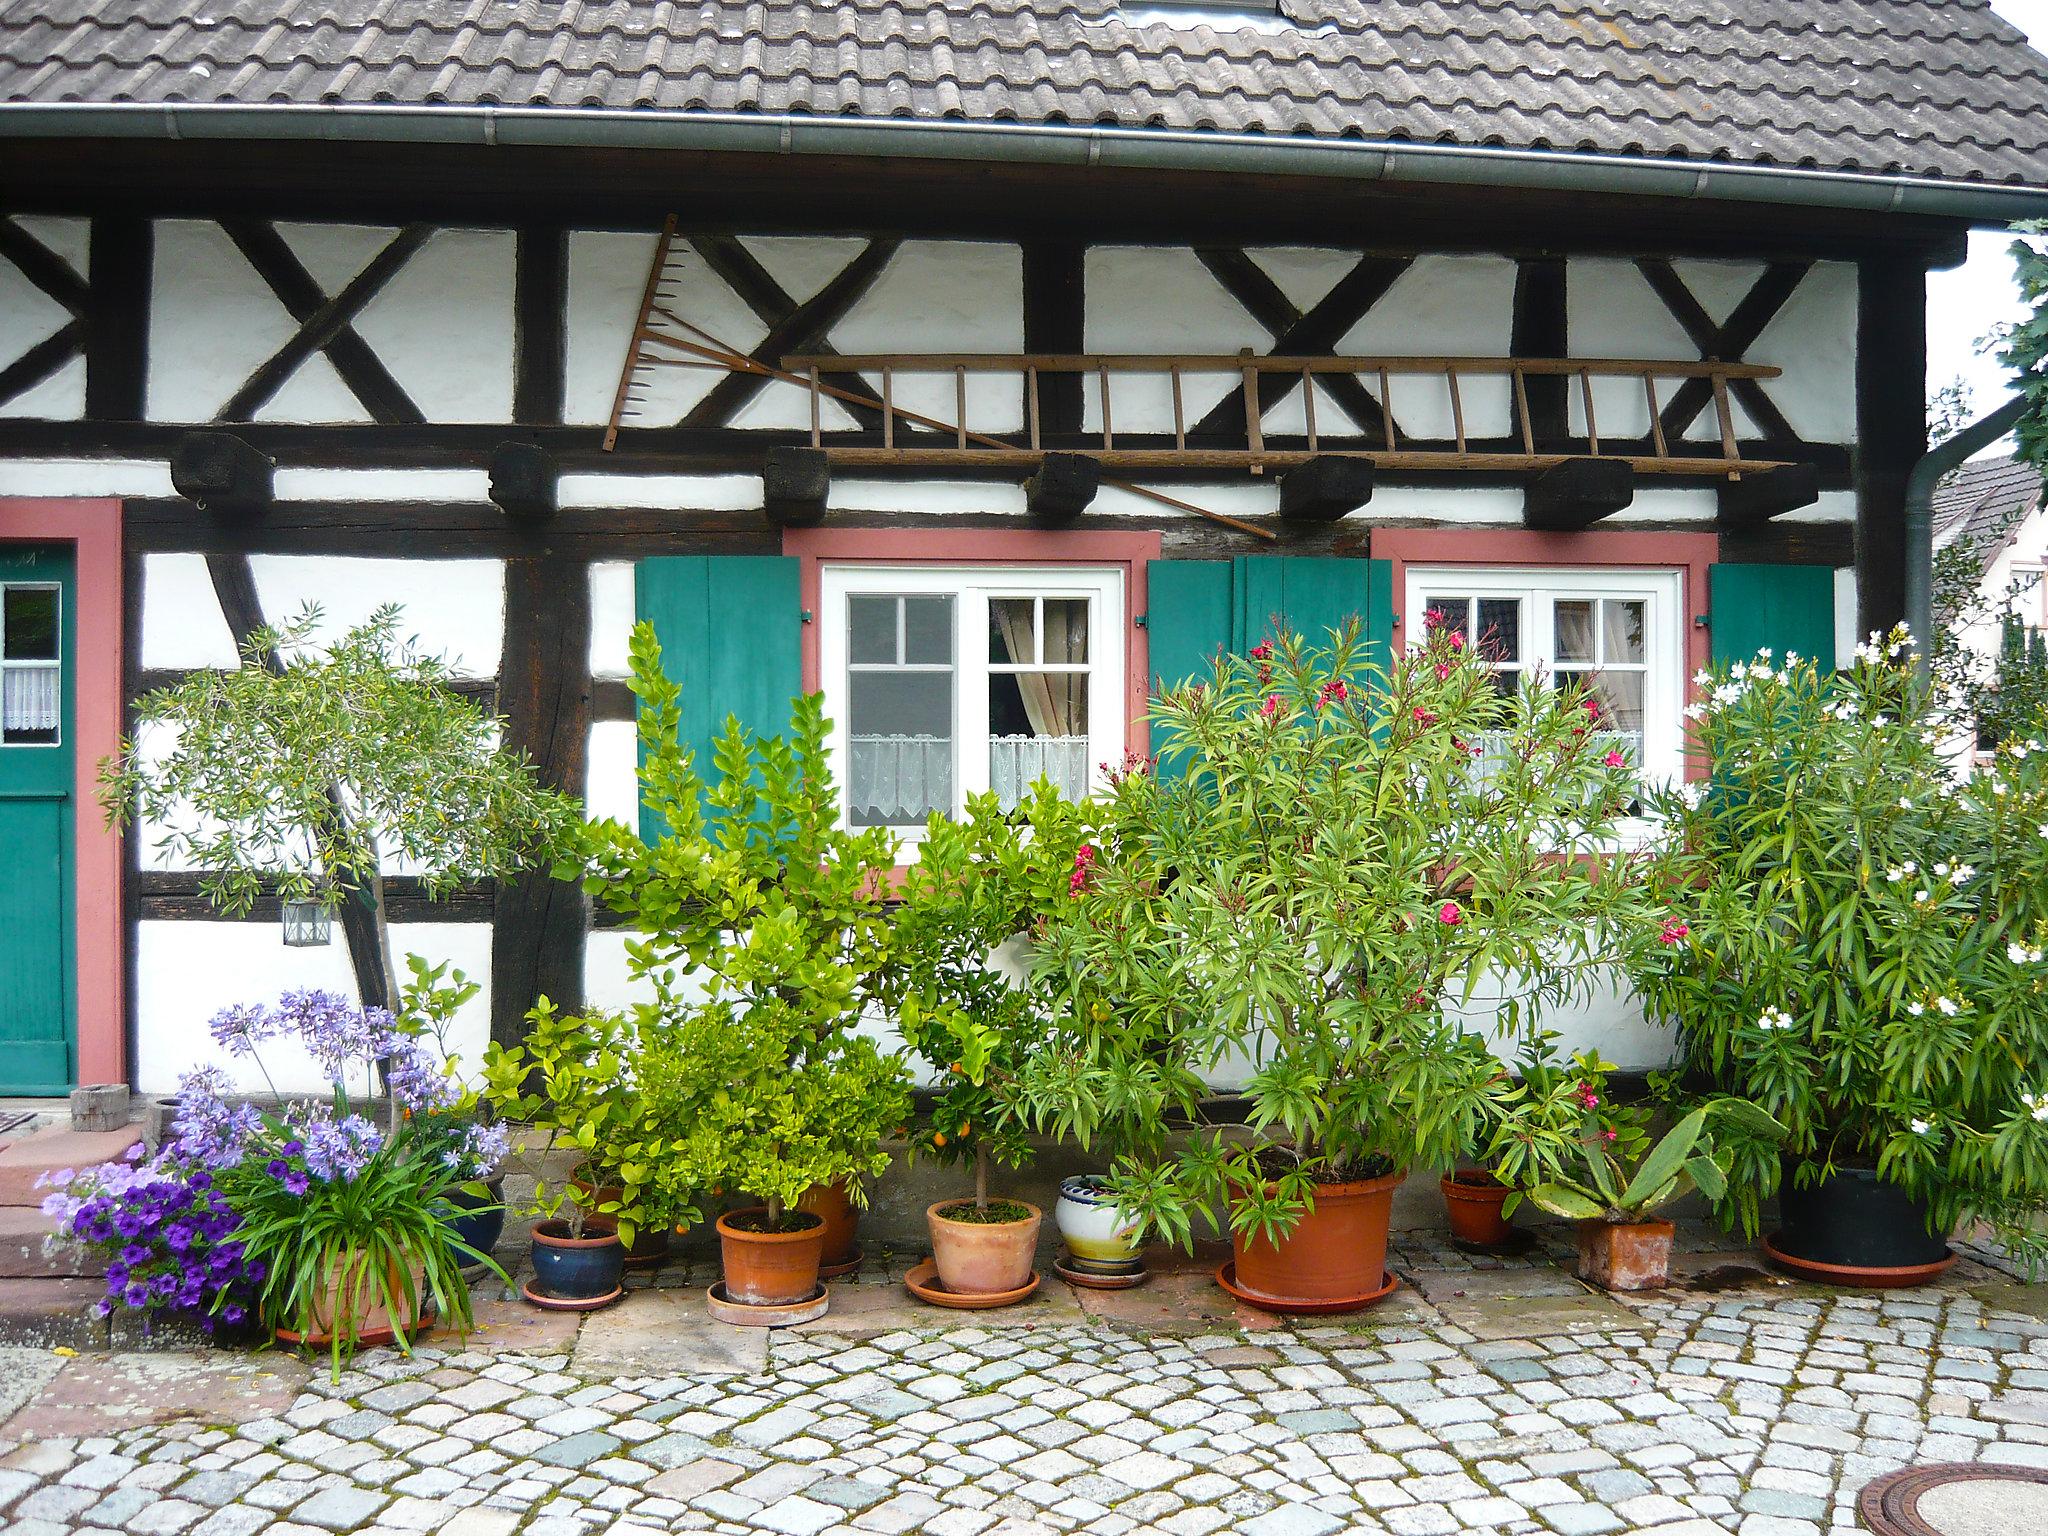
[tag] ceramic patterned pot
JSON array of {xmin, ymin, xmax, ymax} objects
[{"xmin": 1053, "ymin": 1176, "xmax": 1143, "ymax": 1274}]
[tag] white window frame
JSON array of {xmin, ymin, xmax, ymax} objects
[
  {"xmin": 818, "ymin": 564, "xmax": 1126, "ymax": 839},
  {"xmin": 1404, "ymin": 565, "xmax": 1686, "ymax": 798}
]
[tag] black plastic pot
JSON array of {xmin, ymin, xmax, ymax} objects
[
  {"xmin": 443, "ymin": 1178, "xmax": 505, "ymax": 1270},
  {"xmin": 529, "ymin": 1220, "xmax": 625, "ymax": 1301},
  {"xmin": 1776, "ymin": 1161, "xmax": 1949, "ymax": 1270}
]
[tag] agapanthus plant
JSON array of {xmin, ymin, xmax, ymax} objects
[
  {"xmin": 1034, "ymin": 620, "xmax": 1669, "ymax": 1247},
  {"xmin": 1634, "ymin": 629, "xmax": 2048, "ymax": 1259},
  {"xmin": 40, "ymin": 1148, "xmax": 263, "ymax": 1333}
]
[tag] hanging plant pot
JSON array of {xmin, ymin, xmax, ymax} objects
[
  {"xmin": 1440, "ymin": 1169, "xmax": 1515, "ymax": 1249},
  {"xmin": 1766, "ymin": 1161, "xmax": 1955, "ymax": 1287},
  {"xmin": 441, "ymin": 1177, "xmax": 505, "ymax": 1273},
  {"xmin": 798, "ymin": 1180, "xmax": 863, "ymax": 1277},
  {"xmin": 570, "ymin": 1179, "xmax": 672, "ymax": 1269},
  {"xmin": 275, "ymin": 1249, "xmax": 432, "ymax": 1348},
  {"xmin": 716, "ymin": 1208, "xmax": 827, "ymax": 1308},
  {"xmin": 1574, "ymin": 1218, "xmax": 1674, "ymax": 1291},
  {"xmin": 927, "ymin": 1200, "xmax": 1042, "ymax": 1297},
  {"xmin": 1053, "ymin": 1176, "xmax": 1144, "ymax": 1276},
  {"xmin": 1220, "ymin": 1171, "xmax": 1404, "ymax": 1313},
  {"xmin": 526, "ymin": 1219, "xmax": 625, "ymax": 1310}
]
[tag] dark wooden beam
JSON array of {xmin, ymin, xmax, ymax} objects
[
  {"xmin": 763, "ymin": 445, "xmax": 830, "ymax": 527},
  {"xmin": 1635, "ymin": 259, "xmax": 1810, "ymax": 445},
  {"xmin": 513, "ymin": 224, "xmax": 568, "ymax": 426},
  {"xmin": 137, "ymin": 871, "xmax": 495, "ymax": 925},
  {"xmin": 0, "ymin": 217, "xmax": 90, "ymax": 314},
  {"xmin": 1192, "ymin": 249, "xmax": 1409, "ymax": 440},
  {"xmin": 217, "ymin": 220, "xmax": 429, "ymax": 425},
  {"xmin": 0, "ymin": 319, "xmax": 84, "ymax": 408},
  {"xmin": 1023, "ymin": 452, "xmax": 1101, "ymax": 521},
  {"xmin": 491, "ymin": 556, "xmax": 590, "ymax": 1049},
  {"xmin": 487, "ymin": 440, "xmax": 558, "ymax": 521},
  {"xmin": 171, "ymin": 430, "xmax": 274, "ymax": 515},
  {"xmin": 1279, "ymin": 455, "xmax": 1375, "ymax": 521},
  {"xmin": 1856, "ymin": 255, "xmax": 1927, "ymax": 635},
  {"xmin": 1524, "ymin": 459, "xmax": 1635, "ymax": 531},
  {"xmin": 1718, "ymin": 461, "xmax": 1821, "ymax": 527},
  {"xmin": 1511, "ymin": 258, "xmax": 1569, "ymax": 447},
  {"xmin": 1023, "ymin": 241, "xmax": 1086, "ymax": 437},
  {"xmin": 85, "ymin": 214, "xmax": 150, "ymax": 421}
]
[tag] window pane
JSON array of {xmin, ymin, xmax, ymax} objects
[
  {"xmin": 1555, "ymin": 600, "xmax": 1595, "ymax": 664},
  {"xmin": 990, "ymin": 673, "xmax": 1090, "ymax": 809},
  {"xmin": 903, "ymin": 596, "xmax": 953, "ymax": 664},
  {"xmin": 1423, "ymin": 596, "xmax": 1471, "ymax": 644},
  {"xmin": 989, "ymin": 597, "xmax": 1034, "ymax": 666},
  {"xmin": 1, "ymin": 666, "xmax": 59, "ymax": 744},
  {"xmin": 1042, "ymin": 599, "xmax": 1089, "ymax": 665},
  {"xmin": 4, "ymin": 587, "xmax": 57, "ymax": 662},
  {"xmin": 1603, "ymin": 599, "xmax": 1646, "ymax": 665},
  {"xmin": 848, "ymin": 596, "xmax": 898, "ymax": 665},
  {"xmin": 1476, "ymin": 598, "xmax": 1521, "ymax": 662},
  {"xmin": 847, "ymin": 670, "xmax": 953, "ymax": 827}
]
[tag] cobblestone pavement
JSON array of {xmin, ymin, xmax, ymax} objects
[{"xmin": 7, "ymin": 1236, "xmax": 2048, "ymax": 1536}]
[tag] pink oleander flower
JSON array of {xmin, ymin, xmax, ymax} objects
[
  {"xmin": 1413, "ymin": 706, "xmax": 1437, "ymax": 726},
  {"xmin": 1423, "ymin": 607, "xmax": 1447, "ymax": 631},
  {"xmin": 1659, "ymin": 919, "xmax": 1690, "ymax": 946},
  {"xmin": 1316, "ymin": 680, "xmax": 1348, "ymax": 709},
  {"xmin": 1260, "ymin": 695, "xmax": 1281, "ymax": 718},
  {"xmin": 1069, "ymin": 844, "xmax": 1097, "ymax": 895},
  {"xmin": 1438, "ymin": 901, "xmax": 1463, "ymax": 926},
  {"xmin": 1603, "ymin": 749, "xmax": 1626, "ymax": 769},
  {"xmin": 1434, "ymin": 662, "xmax": 1453, "ymax": 680},
  {"xmin": 1249, "ymin": 642, "xmax": 1273, "ymax": 661},
  {"xmin": 1446, "ymin": 631, "xmax": 1466, "ymax": 652}
]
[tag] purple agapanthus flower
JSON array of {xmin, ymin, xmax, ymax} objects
[
  {"xmin": 300, "ymin": 1115, "xmax": 384, "ymax": 1183},
  {"xmin": 169, "ymin": 1066, "xmax": 262, "ymax": 1171}
]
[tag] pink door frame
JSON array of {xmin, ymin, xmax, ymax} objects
[{"xmin": 0, "ymin": 499, "xmax": 125, "ymax": 1087}]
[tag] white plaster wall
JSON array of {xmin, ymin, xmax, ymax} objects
[
  {"xmin": 350, "ymin": 228, "xmax": 515, "ymax": 422},
  {"xmin": 589, "ymin": 562, "xmax": 636, "ymax": 679},
  {"xmin": 1086, "ymin": 246, "xmax": 1261, "ymax": 435},
  {"xmin": 1746, "ymin": 261, "xmax": 1857, "ymax": 444},
  {"xmin": 244, "ymin": 555, "xmax": 505, "ymax": 676},
  {"xmin": 555, "ymin": 472, "xmax": 761, "ymax": 511},
  {"xmin": 0, "ymin": 459, "xmax": 175, "ymax": 498},
  {"xmin": 585, "ymin": 720, "xmax": 641, "ymax": 829},
  {"xmin": 1340, "ymin": 255, "xmax": 1519, "ymax": 442},
  {"xmin": 0, "ymin": 216, "xmax": 88, "ymax": 420},
  {"xmin": 272, "ymin": 467, "xmax": 492, "ymax": 502},
  {"xmin": 140, "ymin": 553, "xmax": 240, "ymax": 670},
  {"xmin": 148, "ymin": 220, "xmax": 331, "ymax": 423},
  {"xmin": 135, "ymin": 921, "xmax": 494, "ymax": 1096}
]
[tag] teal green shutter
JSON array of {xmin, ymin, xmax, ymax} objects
[
  {"xmin": 1145, "ymin": 560, "xmax": 1234, "ymax": 692},
  {"xmin": 633, "ymin": 555, "xmax": 802, "ymax": 842},
  {"xmin": 1709, "ymin": 564, "xmax": 1837, "ymax": 672}
]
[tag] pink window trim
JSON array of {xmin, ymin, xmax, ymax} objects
[
  {"xmin": 781, "ymin": 527, "xmax": 1163, "ymax": 758},
  {"xmin": 1369, "ymin": 526, "xmax": 1720, "ymax": 782},
  {"xmin": 0, "ymin": 498, "xmax": 125, "ymax": 1086}
]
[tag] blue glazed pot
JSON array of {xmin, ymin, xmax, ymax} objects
[
  {"xmin": 443, "ymin": 1178, "xmax": 505, "ymax": 1270},
  {"xmin": 529, "ymin": 1220, "xmax": 624, "ymax": 1301}
]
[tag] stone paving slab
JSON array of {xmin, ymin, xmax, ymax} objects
[
  {"xmin": 571, "ymin": 1288, "xmax": 768, "ymax": 1377},
  {"xmin": 0, "ymin": 1350, "xmax": 309, "ymax": 1439}
]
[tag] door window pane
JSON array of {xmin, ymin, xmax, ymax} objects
[
  {"xmin": 1476, "ymin": 598, "xmax": 1521, "ymax": 662},
  {"xmin": 1555, "ymin": 600, "xmax": 1595, "ymax": 664},
  {"xmin": 1042, "ymin": 599, "xmax": 1089, "ymax": 665},
  {"xmin": 1, "ymin": 667, "xmax": 58, "ymax": 745},
  {"xmin": 3, "ymin": 586, "xmax": 57, "ymax": 661},
  {"xmin": 1603, "ymin": 599, "xmax": 1646, "ymax": 664}
]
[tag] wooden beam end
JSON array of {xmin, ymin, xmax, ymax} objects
[
  {"xmin": 1717, "ymin": 460, "xmax": 1822, "ymax": 527},
  {"xmin": 1523, "ymin": 458, "xmax": 1635, "ymax": 532},
  {"xmin": 1023, "ymin": 452, "xmax": 1102, "ymax": 521},
  {"xmin": 488, "ymin": 440, "xmax": 559, "ymax": 522},
  {"xmin": 170, "ymin": 430, "xmax": 273, "ymax": 517},
  {"xmin": 764, "ymin": 445, "xmax": 831, "ymax": 527},
  {"xmin": 1278, "ymin": 455, "xmax": 1375, "ymax": 521}
]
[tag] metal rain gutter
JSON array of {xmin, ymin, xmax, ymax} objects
[
  {"xmin": 4, "ymin": 102, "xmax": 2048, "ymax": 223},
  {"xmin": 1904, "ymin": 393, "xmax": 2031, "ymax": 674}
]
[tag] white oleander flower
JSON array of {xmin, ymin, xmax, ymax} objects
[
  {"xmin": 1907, "ymin": 1001, "xmax": 1926, "ymax": 1017},
  {"xmin": 2011, "ymin": 941, "xmax": 2045, "ymax": 965},
  {"xmin": 1685, "ymin": 703, "xmax": 1707, "ymax": 722},
  {"xmin": 1950, "ymin": 865, "xmax": 1976, "ymax": 886},
  {"xmin": 1935, "ymin": 996, "xmax": 1961, "ymax": 1017},
  {"xmin": 1756, "ymin": 1007, "xmax": 1795, "ymax": 1032},
  {"xmin": 1921, "ymin": 731, "xmax": 1939, "ymax": 746},
  {"xmin": 1900, "ymin": 797, "xmax": 1914, "ymax": 810},
  {"xmin": 1915, "ymin": 890, "xmax": 1932, "ymax": 904},
  {"xmin": 1911, "ymin": 1118, "xmax": 1933, "ymax": 1135},
  {"xmin": 1713, "ymin": 683, "xmax": 1744, "ymax": 707}
]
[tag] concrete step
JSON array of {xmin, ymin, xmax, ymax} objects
[
  {"xmin": 0, "ymin": 1123, "xmax": 144, "ymax": 1207},
  {"xmin": 0, "ymin": 1206, "xmax": 103, "ymax": 1279}
]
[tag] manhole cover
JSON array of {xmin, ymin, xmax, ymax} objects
[{"xmin": 1860, "ymin": 1464, "xmax": 2048, "ymax": 1534}]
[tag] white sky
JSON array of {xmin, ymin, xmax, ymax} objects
[{"xmin": 1926, "ymin": 0, "xmax": 2048, "ymax": 418}]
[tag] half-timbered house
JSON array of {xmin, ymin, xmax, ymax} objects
[{"xmin": 3, "ymin": 0, "xmax": 2048, "ymax": 1097}]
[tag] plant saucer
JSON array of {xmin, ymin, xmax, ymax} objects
[
  {"xmin": 819, "ymin": 1246, "xmax": 864, "ymax": 1280},
  {"xmin": 1054, "ymin": 1254, "xmax": 1149, "ymax": 1290},
  {"xmin": 1214, "ymin": 1260, "xmax": 1401, "ymax": 1315},
  {"xmin": 905, "ymin": 1257, "xmax": 1040, "ymax": 1309},
  {"xmin": 520, "ymin": 1278, "xmax": 624, "ymax": 1312},
  {"xmin": 705, "ymin": 1282, "xmax": 830, "ymax": 1327},
  {"xmin": 276, "ymin": 1308, "xmax": 437, "ymax": 1348},
  {"xmin": 1760, "ymin": 1234, "xmax": 1956, "ymax": 1289}
]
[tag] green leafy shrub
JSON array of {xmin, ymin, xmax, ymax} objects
[
  {"xmin": 1634, "ymin": 631, "xmax": 2048, "ymax": 1257},
  {"xmin": 1034, "ymin": 620, "xmax": 1666, "ymax": 1248}
]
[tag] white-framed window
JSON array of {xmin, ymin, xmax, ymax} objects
[
  {"xmin": 1, "ymin": 582, "xmax": 60, "ymax": 747},
  {"xmin": 819, "ymin": 565, "xmax": 1125, "ymax": 834},
  {"xmin": 1404, "ymin": 566, "xmax": 1686, "ymax": 793}
]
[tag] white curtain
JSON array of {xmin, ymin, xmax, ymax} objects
[{"xmin": 2, "ymin": 666, "xmax": 58, "ymax": 734}]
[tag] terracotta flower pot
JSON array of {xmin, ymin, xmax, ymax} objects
[
  {"xmin": 717, "ymin": 1209, "xmax": 825, "ymax": 1307},
  {"xmin": 798, "ymin": 1180, "xmax": 860, "ymax": 1270},
  {"xmin": 279, "ymin": 1249, "xmax": 430, "ymax": 1347},
  {"xmin": 1575, "ymin": 1218, "xmax": 1674, "ymax": 1291},
  {"xmin": 927, "ymin": 1200, "xmax": 1042, "ymax": 1295},
  {"xmin": 570, "ymin": 1179, "xmax": 672, "ymax": 1269},
  {"xmin": 1231, "ymin": 1170, "xmax": 1403, "ymax": 1308},
  {"xmin": 1440, "ymin": 1169, "xmax": 1514, "ymax": 1248}
]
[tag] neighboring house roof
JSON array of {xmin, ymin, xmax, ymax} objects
[
  {"xmin": 3, "ymin": 0, "xmax": 2048, "ymax": 190},
  {"xmin": 1935, "ymin": 453, "xmax": 2046, "ymax": 572}
]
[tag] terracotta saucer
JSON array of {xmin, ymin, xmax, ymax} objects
[
  {"xmin": 706, "ymin": 1282, "xmax": 830, "ymax": 1327},
  {"xmin": 905, "ymin": 1257, "xmax": 1041, "ymax": 1309},
  {"xmin": 276, "ymin": 1309, "xmax": 437, "ymax": 1348},
  {"xmin": 1761, "ymin": 1234, "xmax": 1957, "ymax": 1289},
  {"xmin": 1054, "ymin": 1254, "xmax": 1149, "ymax": 1290},
  {"xmin": 1215, "ymin": 1260, "xmax": 1402, "ymax": 1315},
  {"xmin": 819, "ymin": 1246, "xmax": 864, "ymax": 1280},
  {"xmin": 519, "ymin": 1278, "xmax": 623, "ymax": 1312}
]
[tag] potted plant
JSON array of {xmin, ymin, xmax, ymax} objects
[
  {"xmin": 1636, "ymin": 633, "xmax": 2048, "ymax": 1283},
  {"xmin": 894, "ymin": 786, "xmax": 1096, "ymax": 1300},
  {"xmin": 561, "ymin": 624, "xmax": 911, "ymax": 1321},
  {"xmin": 1489, "ymin": 1045, "xmax": 1782, "ymax": 1290},
  {"xmin": 1439, "ymin": 1167, "xmax": 1516, "ymax": 1250},
  {"xmin": 1032, "ymin": 620, "xmax": 1664, "ymax": 1312}
]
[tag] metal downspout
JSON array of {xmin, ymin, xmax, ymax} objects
[{"xmin": 1903, "ymin": 393, "xmax": 2029, "ymax": 674}]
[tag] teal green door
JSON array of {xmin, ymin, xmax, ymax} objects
[{"xmin": 0, "ymin": 548, "xmax": 74, "ymax": 1093}]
